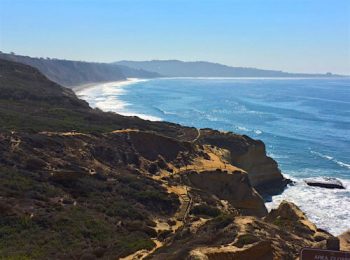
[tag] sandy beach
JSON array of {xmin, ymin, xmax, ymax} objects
[
  {"xmin": 73, "ymin": 78, "xmax": 145, "ymax": 93},
  {"xmin": 74, "ymin": 78, "xmax": 162, "ymax": 121}
]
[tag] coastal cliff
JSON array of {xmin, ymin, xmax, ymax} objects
[
  {"xmin": 198, "ymin": 129, "xmax": 288, "ymax": 195},
  {"xmin": 0, "ymin": 58, "xmax": 339, "ymax": 259}
]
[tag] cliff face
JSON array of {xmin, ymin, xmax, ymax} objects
[
  {"xmin": 198, "ymin": 129, "xmax": 288, "ymax": 195},
  {"xmin": 0, "ymin": 58, "xmax": 337, "ymax": 259},
  {"xmin": 186, "ymin": 170, "xmax": 267, "ymax": 217}
]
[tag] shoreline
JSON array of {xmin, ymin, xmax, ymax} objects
[
  {"xmin": 73, "ymin": 78, "xmax": 146, "ymax": 93},
  {"xmin": 74, "ymin": 78, "xmax": 162, "ymax": 122}
]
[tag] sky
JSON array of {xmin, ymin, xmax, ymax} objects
[{"xmin": 0, "ymin": 0, "xmax": 349, "ymax": 74}]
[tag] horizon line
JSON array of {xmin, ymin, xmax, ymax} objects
[{"xmin": 1, "ymin": 50, "xmax": 347, "ymax": 76}]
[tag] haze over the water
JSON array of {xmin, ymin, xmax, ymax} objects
[{"xmin": 0, "ymin": 0, "xmax": 349, "ymax": 75}]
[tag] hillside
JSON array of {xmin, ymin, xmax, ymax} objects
[
  {"xmin": 0, "ymin": 53, "xmax": 160, "ymax": 87},
  {"xmin": 0, "ymin": 53, "xmax": 341, "ymax": 89},
  {"xmin": 116, "ymin": 60, "xmax": 338, "ymax": 78},
  {"xmin": 0, "ymin": 59, "xmax": 344, "ymax": 259}
]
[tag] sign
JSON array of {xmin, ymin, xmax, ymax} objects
[{"xmin": 301, "ymin": 248, "xmax": 350, "ymax": 260}]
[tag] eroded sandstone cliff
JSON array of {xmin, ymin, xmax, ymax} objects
[{"xmin": 198, "ymin": 129, "xmax": 289, "ymax": 195}]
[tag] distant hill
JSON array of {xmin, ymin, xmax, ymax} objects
[
  {"xmin": 115, "ymin": 60, "xmax": 339, "ymax": 78},
  {"xmin": 0, "ymin": 53, "xmax": 341, "ymax": 89},
  {"xmin": 0, "ymin": 53, "xmax": 160, "ymax": 87}
]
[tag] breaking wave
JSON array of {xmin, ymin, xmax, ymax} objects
[
  {"xmin": 266, "ymin": 176, "xmax": 350, "ymax": 235},
  {"xmin": 74, "ymin": 79, "xmax": 162, "ymax": 121},
  {"xmin": 311, "ymin": 151, "xmax": 350, "ymax": 170}
]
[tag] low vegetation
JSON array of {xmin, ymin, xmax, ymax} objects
[
  {"xmin": 190, "ymin": 204, "xmax": 222, "ymax": 217},
  {"xmin": 0, "ymin": 166, "xmax": 178, "ymax": 259}
]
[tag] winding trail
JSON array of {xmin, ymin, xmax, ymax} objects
[
  {"xmin": 191, "ymin": 128, "xmax": 201, "ymax": 143},
  {"xmin": 119, "ymin": 136, "xmax": 247, "ymax": 260},
  {"xmin": 176, "ymin": 186, "xmax": 192, "ymax": 223}
]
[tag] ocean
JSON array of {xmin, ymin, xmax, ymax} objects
[{"xmin": 76, "ymin": 78, "xmax": 350, "ymax": 235}]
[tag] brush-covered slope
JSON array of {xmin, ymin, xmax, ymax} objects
[
  {"xmin": 0, "ymin": 58, "xmax": 194, "ymax": 136},
  {"xmin": 0, "ymin": 52, "xmax": 160, "ymax": 87}
]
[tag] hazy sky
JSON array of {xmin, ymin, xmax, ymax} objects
[{"xmin": 1, "ymin": 0, "xmax": 349, "ymax": 74}]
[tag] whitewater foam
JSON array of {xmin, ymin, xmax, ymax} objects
[
  {"xmin": 234, "ymin": 126, "xmax": 263, "ymax": 135},
  {"xmin": 118, "ymin": 112, "xmax": 162, "ymax": 121},
  {"xmin": 255, "ymin": 129, "xmax": 262, "ymax": 135},
  {"xmin": 74, "ymin": 79, "xmax": 162, "ymax": 121},
  {"xmin": 152, "ymin": 106, "xmax": 177, "ymax": 116},
  {"xmin": 266, "ymin": 176, "xmax": 350, "ymax": 235},
  {"xmin": 336, "ymin": 160, "xmax": 350, "ymax": 170}
]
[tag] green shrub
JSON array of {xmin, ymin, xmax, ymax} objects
[
  {"xmin": 105, "ymin": 202, "xmax": 145, "ymax": 220},
  {"xmin": 212, "ymin": 214, "xmax": 234, "ymax": 229},
  {"xmin": 116, "ymin": 232, "xmax": 155, "ymax": 258},
  {"xmin": 273, "ymin": 217, "xmax": 284, "ymax": 227},
  {"xmin": 158, "ymin": 229, "xmax": 173, "ymax": 241},
  {"xmin": 190, "ymin": 204, "xmax": 221, "ymax": 217},
  {"xmin": 235, "ymin": 234, "xmax": 259, "ymax": 246}
]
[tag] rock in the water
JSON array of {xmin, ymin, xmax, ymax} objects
[{"xmin": 305, "ymin": 177, "xmax": 345, "ymax": 189}]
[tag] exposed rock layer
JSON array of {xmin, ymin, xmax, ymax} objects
[
  {"xmin": 339, "ymin": 230, "xmax": 350, "ymax": 251},
  {"xmin": 198, "ymin": 129, "xmax": 288, "ymax": 195},
  {"xmin": 186, "ymin": 170, "xmax": 267, "ymax": 217}
]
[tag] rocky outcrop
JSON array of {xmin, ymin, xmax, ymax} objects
[
  {"xmin": 265, "ymin": 201, "xmax": 343, "ymax": 251},
  {"xmin": 338, "ymin": 230, "xmax": 350, "ymax": 251},
  {"xmin": 152, "ymin": 201, "xmax": 336, "ymax": 260},
  {"xmin": 265, "ymin": 201, "xmax": 320, "ymax": 239},
  {"xmin": 198, "ymin": 129, "xmax": 289, "ymax": 195},
  {"xmin": 186, "ymin": 170, "xmax": 267, "ymax": 217}
]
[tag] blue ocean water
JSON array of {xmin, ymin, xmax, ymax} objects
[{"xmin": 77, "ymin": 78, "xmax": 350, "ymax": 235}]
